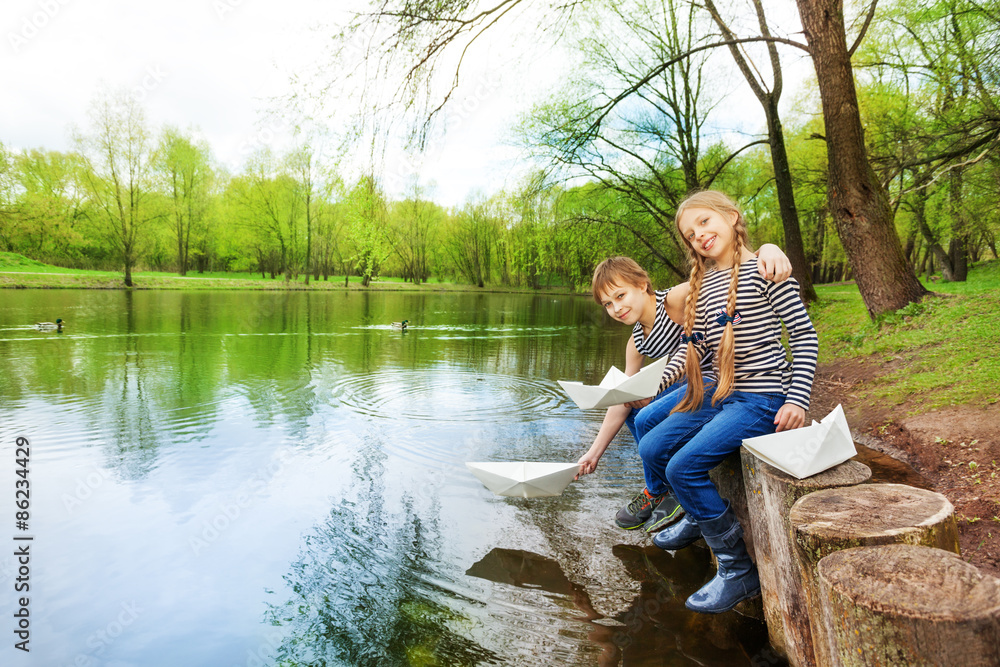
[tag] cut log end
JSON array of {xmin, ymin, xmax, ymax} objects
[
  {"xmin": 742, "ymin": 454, "xmax": 872, "ymax": 490},
  {"xmin": 820, "ymin": 545, "xmax": 1000, "ymax": 621},
  {"xmin": 790, "ymin": 483, "xmax": 957, "ymax": 544}
]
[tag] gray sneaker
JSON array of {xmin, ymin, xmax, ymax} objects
[
  {"xmin": 615, "ymin": 489, "xmax": 666, "ymax": 530},
  {"xmin": 643, "ymin": 494, "xmax": 685, "ymax": 533}
]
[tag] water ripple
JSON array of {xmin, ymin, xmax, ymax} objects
[{"xmin": 333, "ymin": 368, "xmax": 575, "ymax": 423}]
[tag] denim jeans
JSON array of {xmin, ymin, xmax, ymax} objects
[
  {"xmin": 640, "ymin": 390, "xmax": 786, "ymax": 520},
  {"xmin": 625, "ymin": 379, "xmax": 686, "ymax": 444},
  {"xmin": 634, "ymin": 379, "xmax": 715, "ymax": 496}
]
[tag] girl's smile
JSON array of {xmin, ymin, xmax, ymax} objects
[{"xmin": 676, "ymin": 206, "xmax": 754, "ymax": 268}]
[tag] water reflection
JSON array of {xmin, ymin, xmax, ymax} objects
[{"xmin": 266, "ymin": 465, "xmax": 501, "ymax": 666}]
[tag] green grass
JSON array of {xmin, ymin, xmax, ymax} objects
[
  {"xmin": 0, "ymin": 252, "xmax": 548, "ymax": 292},
  {"xmin": 809, "ymin": 259, "xmax": 1000, "ymax": 413}
]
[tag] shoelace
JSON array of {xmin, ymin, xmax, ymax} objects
[{"xmin": 627, "ymin": 491, "xmax": 651, "ymax": 513}]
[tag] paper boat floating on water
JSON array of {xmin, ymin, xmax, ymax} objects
[
  {"xmin": 742, "ymin": 404, "xmax": 857, "ymax": 479},
  {"xmin": 557, "ymin": 356, "xmax": 669, "ymax": 410},
  {"xmin": 465, "ymin": 462, "xmax": 580, "ymax": 498}
]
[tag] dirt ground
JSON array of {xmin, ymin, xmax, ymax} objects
[{"xmin": 809, "ymin": 360, "xmax": 1000, "ymax": 576}]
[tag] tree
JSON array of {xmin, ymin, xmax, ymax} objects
[
  {"xmin": 337, "ymin": 0, "xmax": 931, "ymax": 316},
  {"xmin": 344, "ymin": 174, "xmax": 391, "ymax": 286},
  {"xmin": 74, "ymin": 90, "xmax": 162, "ymax": 287},
  {"xmin": 232, "ymin": 147, "xmax": 302, "ymax": 279},
  {"xmin": 516, "ymin": 0, "xmax": 751, "ymax": 281},
  {"xmin": 159, "ymin": 127, "xmax": 212, "ymax": 276},
  {"xmin": 388, "ymin": 179, "xmax": 441, "ymax": 283},
  {"xmin": 856, "ymin": 0, "xmax": 1000, "ymax": 282},
  {"xmin": 287, "ymin": 145, "xmax": 319, "ymax": 285},
  {"xmin": 701, "ymin": 0, "xmax": 817, "ymax": 302},
  {"xmin": 793, "ymin": 0, "xmax": 928, "ymax": 316},
  {"xmin": 446, "ymin": 197, "xmax": 499, "ymax": 287}
]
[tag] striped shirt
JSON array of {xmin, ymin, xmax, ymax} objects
[
  {"xmin": 632, "ymin": 290, "xmax": 682, "ymax": 358},
  {"xmin": 633, "ymin": 289, "xmax": 715, "ymax": 376},
  {"xmin": 657, "ymin": 259, "xmax": 818, "ymax": 410}
]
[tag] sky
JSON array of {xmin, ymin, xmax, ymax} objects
[{"xmin": 1, "ymin": 0, "xmax": 813, "ymax": 208}]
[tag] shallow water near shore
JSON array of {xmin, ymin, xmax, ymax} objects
[{"xmin": 0, "ymin": 289, "xmax": 778, "ymax": 666}]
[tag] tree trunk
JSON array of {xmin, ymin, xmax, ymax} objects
[
  {"xmin": 740, "ymin": 449, "xmax": 871, "ymax": 663},
  {"xmin": 818, "ymin": 545, "xmax": 1000, "ymax": 667},
  {"xmin": 912, "ymin": 187, "xmax": 954, "ymax": 280},
  {"xmin": 765, "ymin": 100, "xmax": 817, "ymax": 303},
  {"xmin": 790, "ymin": 483, "xmax": 959, "ymax": 667},
  {"xmin": 794, "ymin": 0, "xmax": 928, "ymax": 318}
]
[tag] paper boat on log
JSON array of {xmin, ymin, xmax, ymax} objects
[
  {"xmin": 465, "ymin": 462, "xmax": 580, "ymax": 498},
  {"xmin": 742, "ymin": 404, "xmax": 856, "ymax": 479}
]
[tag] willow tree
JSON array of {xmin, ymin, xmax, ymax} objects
[
  {"xmin": 75, "ymin": 90, "xmax": 162, "ymax": 287},
  {"xmin": 517, "ymin": 0, "xmax": 767, "ymax": 281}
]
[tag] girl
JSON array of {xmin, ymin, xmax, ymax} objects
[
  {"xmin": 576, "ymin": 248, "xmax": 792, "ymax": 533},
  {"xmin": 641, "ymin": 190, "xmax": 817, "ymax": 614}
]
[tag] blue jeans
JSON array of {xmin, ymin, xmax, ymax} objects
[
  {"xmin": 635, "ymin": 380, "xmax": 715, "ymax": 496},
  {"xmin": 624, "ymin": 379, "xmax": 686, "ymax": 444},
  {"xmin": 640, "ymin": 391, "xmax": 785, "ymax": 520}
]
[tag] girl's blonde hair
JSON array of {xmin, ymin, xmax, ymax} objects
[
  {"xmin": 591, "ymin": 256, "xmax": 654, "ymax": 305},
  {"xmin": 672, "ymin": 191, "xmax": 750, "ymax": 413}
]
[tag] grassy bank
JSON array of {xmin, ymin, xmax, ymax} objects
[
  {"xmin": 0, "ymin": 252, "xmax": 571, "ymax": 294},
  {"xmin": 810, "ymin": 259, "xmax": 999, "ymax": 413}
]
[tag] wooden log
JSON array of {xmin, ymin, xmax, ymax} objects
[
  {"xmin": 741, "ymin": 449, "xmax": 871, "ymax": 664},
  {"xmin": 790, "ymin": 483, "xmax": 960, "ymax": 667},
  {"xmin": 818, "ymin": 544, "xmax": 1000, "ymax": 667}
]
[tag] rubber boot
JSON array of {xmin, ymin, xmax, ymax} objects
[
  {"xmin": 684, "ymin": 502, "xmax": 760, "ymax": 614},
  {"xmin": 651, "ymin": 511, "xmax": 701, "ymax": 551}
]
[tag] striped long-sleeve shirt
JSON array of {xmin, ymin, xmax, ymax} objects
[{"xmin": 657, "ymin": 258, "xmax": 818, "ymax": 410}]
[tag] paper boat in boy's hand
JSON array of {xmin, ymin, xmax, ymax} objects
[
  {"xmin": 741, "ymin": 404, "xmax": 857, "ymax": 479},
  {"xmin": 557, "ymin": 356, "xmax": 669, "ymax": 410},
  {"xmin": 465, "ymin": 462, "xmax": 580, "ymax": 498}
]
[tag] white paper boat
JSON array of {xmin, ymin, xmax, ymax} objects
[
  {"xmin": 557, "ymin": 356, "xmax": 669, "ymax": 410},
  {"xmin": 465, "ymin": 462, "xmax": 580, "ymax": 498},
  {"xmin": 742, "ymin": 404, "xmax": 857, "ymax": 479}
]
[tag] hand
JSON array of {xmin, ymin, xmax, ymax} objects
[
  {"xmin": 774, "ymin": 403, "xmax": 806, "ymax": 432},
  {"xmin": 576, "ymin": 451, "xmax": 601, "ymax": 479},
  {"xmin": 624, "ymin": 397, "xmax": 652, "ymax": 410},
  {"xmin": 756, "ymin": 244, "xmax": 792, "ymax": 282}
]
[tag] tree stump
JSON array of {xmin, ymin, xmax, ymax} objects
[
  {"xmin": 741, "ymin": 449, "xmax": 871, "ymax": 664},
  {"xmin": 790, "ymin": 483, "xmax": 960, "ymax": 667},
  {"xmin": 818, "ymin": 544, "xmax": 1000, "ymax": 667}
]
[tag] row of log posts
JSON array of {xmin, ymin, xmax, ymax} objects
[
  {"xmin": 740, "ymin": 452, "xmax": 871, "ymax": 662},
  {"xmin": 791, "ymin": 483, "xmax": 960, "ymax": 666},
  {"xmin": 731, "ymin": 447, "xmax": 1000, "ymax": 666}
]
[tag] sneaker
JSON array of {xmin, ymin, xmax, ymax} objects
[
  {"xmin": 615, "ymin": 488, "xmax": 667, "ymax": 530},
  {"xmin": 644, "ymin": 494, "xmax": 685, "ymax": 533}
]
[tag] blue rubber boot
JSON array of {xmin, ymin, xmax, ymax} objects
[
  {"xmin": 684, "ymin": 503, "xmax": 760, "ymax": 614},
  {"xmin": 651, "ymin": 511, "xmax": 701, "ymax": 551}
]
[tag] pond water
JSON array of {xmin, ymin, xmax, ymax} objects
[{"xmin": 0, "ymin": 289, "xmax": 778, "ymax": 666}]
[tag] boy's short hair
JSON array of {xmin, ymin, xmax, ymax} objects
[{"xmin": 591, "ymin": 257, "xmax": 654, "ymax": 304}]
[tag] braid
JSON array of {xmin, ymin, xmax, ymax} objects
[
  {"xmin": 713, "ymin": 232, "xmax": 743, "ymax": 404},
  {"xmin": 672, "ymin": 250, "xmax": 706, "ymax": 414}
]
